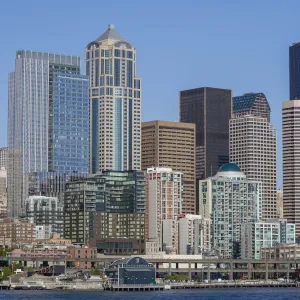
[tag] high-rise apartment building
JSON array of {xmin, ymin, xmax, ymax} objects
[
  {"xmin": 289, "ymin": 42, "xmax": 300, "ymax": 100},
  {"xmin": 64, "ymin": 170, "xmax": 146, "ymax": 254},
  {"xmin": 179, "ymin": 87, "xmax": 232, "ymax": 180},
  {"xmin": 177, "ymin": 214, "xmax": 211, "ymax": 255},
  {"xmin": 282, "ymin": 100, "xmax": 300, "ymax": 237},
  {"xmin": 86, "ymin": 24, "xmax": 141, "ymax": 172},
  {"xmin": 199, "ymin": 163, "xmax": 261, "ymax": 258},
  {"xmin": 277, "ymin": 189, "xmax": 284, "ymax": 219},
  {"xmin": 146, "ymin": 167, "xmax": 183, "ymax": 251},
  {"xmin": 0, "ymin": 147, "xmax": 7, "ymax": 170},
  {"xmin": 7, "ymin": 50, "xmax": 89, "ymax": 217},
  {"xmin": 141, "ymin": 121, "xmax": 196, "ymax": 214},
  {"xmin": 230, "ymin": 93, "xmax": 277, "ymax": 221},
  {"xmin": 25, "ymin": 196, "xmax": 64, "ymax": 238},
  {"xmin": 241, "ymin": 219, "xmax": 295, "ymax": 259},
  {"xmin": 0, "ymin": 148, "xmax": 7, "ymax": 218},
  {"xmin": 0, "ymin": 168, "xmax": 7, "ymax": 218},
  {"xmin": 25, "ymin": 171, "xmax": 88, "ymax": 202}
]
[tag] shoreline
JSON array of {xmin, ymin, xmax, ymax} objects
[{"xmin": 3, "ymin": 280, "xmax": 299, "ymax": 291}]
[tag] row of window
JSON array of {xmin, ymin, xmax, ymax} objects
[{"xmin": 86, "ymin": 49, "xmax": 133, "ymax": 59}]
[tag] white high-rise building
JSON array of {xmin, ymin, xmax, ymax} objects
[
  {"xmin": 282, "ymin": 100, "xmax": 300, "ymax": 237},
  {"xmin": 199, "ymin": 163, "xmax": 261, "ymax": 258},
  {"xmin": 178, "ymin": 214, "xmax": 211, "ymax": 255},
  {"xmin": 276, "ymin": 189, "xmax": 283, "ymax": 219},
  {"xmin": 25, "ymin": 196, "xmax": 64, "ymax": 238},
  {"xmin": 230, "ymin": 93, "xmax": 277, "ymax": 221},
  {"xmin": 0, "ymin": 168, "xmax": 7, "ymax": 218},
  {"xmin": 0, "ymin": 148, "xmax": 7, "ymax": 170},
  {"xmin": 241, "ymin": 219, "xmax": 295, "ymax": 259},
  {"xmin": 146, "ymin": 167, "xmax": 183, "ymax": 252},
  {"xmin": 86, "ymin": 24, "xmax": 142, "ymax": 173}
]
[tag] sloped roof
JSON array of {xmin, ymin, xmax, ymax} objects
[
  {"xmin": 233, "ymin": 93, "xmax": 264, "ymax": 112},
  {"xmin": 96, "ymin": 24, "xmax": 129, "ymax": 43}
]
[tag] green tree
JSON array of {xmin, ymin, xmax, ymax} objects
[
  {"xmin": 91, "ymin": 268, "xmax": 100, "ymax": 276},
  {"xmin": 1, "ymin": 266, "xmax": 12, "ymax": 280},
  {"xmin": 0, "ymin": 248, "xmax": 6, "ymax": 256},
  {"xmin": 12, "ymin": 262, "xmax": 23, "ymax": 272},
  {"xmin": 164, "ymin": 274, "xmax": 189, "ymax": 281}
]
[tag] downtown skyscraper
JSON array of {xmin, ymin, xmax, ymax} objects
[
  {"xmin": 289, "ymin": 42, "xmax": 300, "ymax": 100},
  {"xmin": 282, "ymin": 100, "xmax": 300, "ymax": 237},
  {"xmin": 230, "ymin": 93, "xmax": 277, "ymax": 221},
  {"xmin": 179, "ymin": 87, "xmax": 232, "ymax": 213},
  {"xmin": 179, "ymin": 87, "xmax": 232, "ymax": 180},
  {"xmin": 86, "ymin": 24, "xmax": 142, "ymax": 173},
  {"xmin": 8, "ymin": 50, "xmax": 89, "ymax": 217},
  {"xmin": 282, "ymin": 43, "xmax": 300, "ymax": 239},
  {"xmin": 141, "ymin": 121, "xmax": 196, "ymax": 214}
]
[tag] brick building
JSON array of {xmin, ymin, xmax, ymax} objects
[
  {"xmin": 0, "ymin": 218, "xmax": 35, "ymax": 244},
  {"xmin": 68, "ymin": 246, "xmax": 97, "ymax": 269}
]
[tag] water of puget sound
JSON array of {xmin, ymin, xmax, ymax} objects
[{"xmin": 0, "ymin": 288, "xmax": 299, "ymax": 300}]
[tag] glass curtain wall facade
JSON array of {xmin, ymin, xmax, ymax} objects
[
  {"xmin": 25, "ymin": 171, "xmax": 88, "ymax": 202},
  {"xmin": 52, "ymin": 73, "xmax": 89, "ymax": 173},
  {"xmin": 48, "ymin": 63, "xmax": 80, "ymax": 171},
  {"xmin": 233, "ymin": 93, "xmax": 270, "ymax": 121},
  {"xmin": 86, "ymin": 24, "xmax": 141, "ymax": 173},
  {"xmin": 64, "ymin": 170, "xmax": 146, "ymax": 254},
  {"xmin": 179, "ymin": 87, "xmax": 232, "ymax": 180},
  {"xmin": 289, "ymin": 42, "xmax": 300, "ymax": 100},
  {"xmin": 179, "ymin": 87, "xmax": 232, "ymax": 214},
  {"xmin": 7, "ymin": 50, "xmax": 80, "ymax": 217}
]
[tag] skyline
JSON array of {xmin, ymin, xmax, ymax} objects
[{"xmin": 1, "ymin": 0, "xmax": 300, "ymax": 186}]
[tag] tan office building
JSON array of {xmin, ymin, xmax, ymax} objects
[
  {"xmin": 142, "ymin": 121, "xmax": 196, "ymax": 214},
  {"xmin": 282, "ymin": 100, "xmax": 300, "ymax": 237}
]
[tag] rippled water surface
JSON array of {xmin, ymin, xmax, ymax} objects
[{"xmin": 0, "ymin": 288, "xmax": 300, "ymax": 300}]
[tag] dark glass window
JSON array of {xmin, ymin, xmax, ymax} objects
[{"xmin": 114, "ymin": 59, "xmax": 120, "ymax": 86}]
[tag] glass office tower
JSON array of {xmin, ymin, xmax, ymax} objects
[
  {"xmin": 180, "ymin": 87, "xmax": 232, "ymax": 181},
  {"xmin": 8, "ymin": 50, "xmax": 88, "ymax": 217},
  {"xmin": 52, "ymin": 73, "xmax": 89, "ymax": 173},
  {"xmin": 179, "ymin": 87, "xmax": 232, "ymax": 214},
  {"xmin": 289, "ymin": 42, "xmax": 300, "ymax": 100},
  {"xmin": 86, "ymin": 24, "xmax": 142, "ymax": 173}
]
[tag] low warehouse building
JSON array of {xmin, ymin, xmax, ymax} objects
[{"xmin": 105, "ymin": 257, "xmax": 156, "ymax": 285}]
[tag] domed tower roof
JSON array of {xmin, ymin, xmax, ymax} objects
[
  {"xmin": 218, "ymin": 163, "xmax": 241, "ymax": 172},
  {"xmin": 216, "ymin": 163, "xmax": 245, "ymax": 178}
]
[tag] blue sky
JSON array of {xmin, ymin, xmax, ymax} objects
[{"xmin": 0, "ymin": 0, "xmax": 298, "ymax": 186}]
